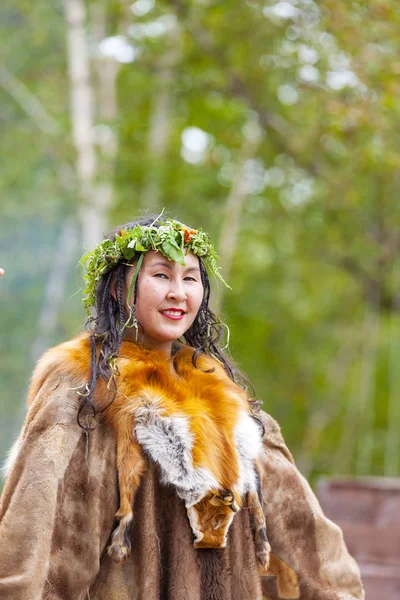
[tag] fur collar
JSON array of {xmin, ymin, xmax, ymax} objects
[{"xmin": 30, "ymin": 333, "xmax": 264, "ymax": 504}]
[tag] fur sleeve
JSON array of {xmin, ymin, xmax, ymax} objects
[
  {"xmin": 0, "ymin": 374, "xmax": 118, "ymax": 600},
  {"xmin": 27, "ymin": 334, "xmax": 91, "ymax": 406},
  {"xmin": 258, "ymin": 411, "xmax": 365, "ymax": 600}
]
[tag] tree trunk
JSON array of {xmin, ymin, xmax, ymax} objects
[
  {"xmin": 140, "ymin": 23, "xmax": 180, "ymax": 213},
  {"xmin": 30, "ymin": 219, "xmax": 79, "ymax": 362},
  {"xmin": 64, "ymin": 0, "xmax": 103, "ymax": 251},
  {"xmin": 217, "ymin": 119, "xmax": 262, "ymax": 307},
  {"xmin": 0, "ymin": 65, "xmax": 80, "ymax": 362}
]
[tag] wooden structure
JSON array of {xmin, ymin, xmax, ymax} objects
[{"xmin": 318, "ymin": 477, "xmax": 400, "ymax": 599}]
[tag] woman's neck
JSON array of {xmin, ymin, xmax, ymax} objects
[{"xmin": 123, "ymin": 329, "xmax": 173, "ymax": 357}]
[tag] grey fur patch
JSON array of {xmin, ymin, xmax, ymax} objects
[{"xmin": 135, "ymin": 405, "xmax": 218, "ymax": 507}]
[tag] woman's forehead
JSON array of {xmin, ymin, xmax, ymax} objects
[{"xmin": 144, "ymin": 250, "xmax": 200, "ymax": 269}]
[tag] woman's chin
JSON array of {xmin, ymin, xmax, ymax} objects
[{"xmin": 153, "ymin": 319, "xmax": 191, "ymax": 341}]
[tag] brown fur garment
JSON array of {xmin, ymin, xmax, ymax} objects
[{"xmin": 0, "ymin": 334, "xmax": 365, "ymax": 600}]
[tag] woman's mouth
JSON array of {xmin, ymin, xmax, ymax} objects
[{"xmin": 159, "ymin": 309, "xmax": 186, "ymax": 320}]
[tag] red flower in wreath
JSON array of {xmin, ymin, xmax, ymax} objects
[{"xmin": 183, "ymin": 227, "xmax": 197, "ymax": 244}]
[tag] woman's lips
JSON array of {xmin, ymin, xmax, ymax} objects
[{"xmin": 159, "ymin": 310, "xmax": 185, "ymax": 320}]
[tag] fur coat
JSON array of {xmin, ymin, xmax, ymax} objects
[{"xmin": 0, "ymin": 335, "xmax": 364, "ymax": 600}]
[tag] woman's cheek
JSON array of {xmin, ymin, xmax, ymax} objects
[{"xmin": 192, "ymin": 289, "xmax": 203, "ymax": 311}]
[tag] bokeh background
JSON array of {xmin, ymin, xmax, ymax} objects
[{"xmin": 1, "ymin": 0, "xmax": 400, "ymax": 490}]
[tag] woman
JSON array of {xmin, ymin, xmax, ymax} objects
[{"xmin": 0, "ymin": 215, "xmax": 364, "ymax": 600}]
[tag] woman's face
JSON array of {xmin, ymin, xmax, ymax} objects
[{"xmin": 125, "ymin": 250, "xmax": 204, "ymax": 354}]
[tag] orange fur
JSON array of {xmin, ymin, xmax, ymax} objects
[
  {"xmin": 102, "ymin": 340, "xmax": 251, "ymax": 560},
  {"xmin": 101, "ymin": 341, "xmax": 248, "ymax": 493}
]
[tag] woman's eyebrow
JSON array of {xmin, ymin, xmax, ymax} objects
[
  {"xmin": 150, "ymin": 261, "xmax": 200, "ymax": 273},
  {"xmin": 150, "ymin": 260, "xmax": 173, "ymax": 269}
]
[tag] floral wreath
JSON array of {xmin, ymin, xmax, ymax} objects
[{"xmin": 79, "ymin": 216, "xmax": 231, "ymax": 315}]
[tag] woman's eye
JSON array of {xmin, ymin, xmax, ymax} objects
[
  {"xmin": 154, "ymin": 273, "xmax": 168, "ymax": 279},
  {"xmin": 184, "ymin": 276, "xmax": 197, "ymax": 282}
]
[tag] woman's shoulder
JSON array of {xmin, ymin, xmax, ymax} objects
[
  {"xmin": 257, "ymin": 409, "xmax": 295, "ymax": 464},
  {"xmin": 5, "ymin": 334, "xmax": 96, "ymax": 482},
  {"xmin": 27, "ymin": 333, "xmax": 92, "ymax": 406}
]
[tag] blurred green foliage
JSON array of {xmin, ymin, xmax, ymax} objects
[{"xmin": 1, "ymin": 0, "xmax": 400, "ymax": 486}]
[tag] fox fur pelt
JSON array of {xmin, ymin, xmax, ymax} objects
[{"xmin": 27, "ymin": 334, "xmax": 270, "ymax": 569}]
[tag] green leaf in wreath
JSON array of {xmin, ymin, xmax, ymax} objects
[
  {"xmin": 162, "ymin": 240, "xmax": 186, "ymax": 265},
  {"xmin": 123, "ymin": 247, "xmax": 136, "ymax": 260}
]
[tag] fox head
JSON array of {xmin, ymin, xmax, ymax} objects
[{"xmin": 187, "ymin": 489, "xmax": 241, "ymax": 549}]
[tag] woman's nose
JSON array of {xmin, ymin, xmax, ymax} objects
[{"xmin": 167, "ymin": 279, "xmax": 187, "ymax": 301}]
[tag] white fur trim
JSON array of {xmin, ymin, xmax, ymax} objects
[
  {"xmin": 221, "ymin": 510, "xmax": 235, "ymax": 546},
  {"xmin": 234, "ymin": 412, "xmax": 263, "ymax": 496},
  {"xmin": 187, "ymin": 506, "xmax": 204, "ymax": 543}
]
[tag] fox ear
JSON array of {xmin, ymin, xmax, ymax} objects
[
  {"xmin": 211, "ymin": 490, "xmax": 233, "ymax": 504},
  {"xmin": 221, "ymin": 490, "xmax": 240, "ymax": 513},
  {"xmin": 210, "ymin": 490, "xmax": 240, "ymax": 512},
  {"xmin": 209, "ymin": 491, "xmax": 224, "ymax": 507}
]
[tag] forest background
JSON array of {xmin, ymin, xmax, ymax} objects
[{"xmin": 1, "ymin": 0, "xmax": 400, "ymax": 489}]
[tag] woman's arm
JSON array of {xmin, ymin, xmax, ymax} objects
[
  {"xmin": 258, "ymin": 411, "xmax": 365, "ymax": 600},
  {"xmin": 0, "ymin": 374, "xmax": 118, "ymax": 600}
]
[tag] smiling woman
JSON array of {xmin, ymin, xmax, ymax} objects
[
  {"xmin": 126, "ymin": 250, "xmax": 204, "ymax": 354},
  {"xmin": 0, "ymin": 215, "xmax": 365, "ymax": 600}
]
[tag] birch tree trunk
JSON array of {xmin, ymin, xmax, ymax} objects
[
  {"xmin": 31, "ymin": 219, "xmax": 79, "ymax": 361},
  {"xmin": 91, "ymin": 1, "xmax": 122, "ymax": 233},
  {"xmin": 64, "ymin": 0, "xmax": 104, "ymax": 251},
  {"xmin": 216, "ymin": 119, "xmax": 262, "ymax": 308},
  {"xmin": 0, "ymin": 65, "xmax": 80, "ymax": 362},
  {"xmin": 140, "ymin": 23, "xmax": 180, "ymax": 212}
]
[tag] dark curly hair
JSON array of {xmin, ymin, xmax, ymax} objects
[{"xmin": 78, "ymin": 215, "xmax": 259, "ymax": 428}]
